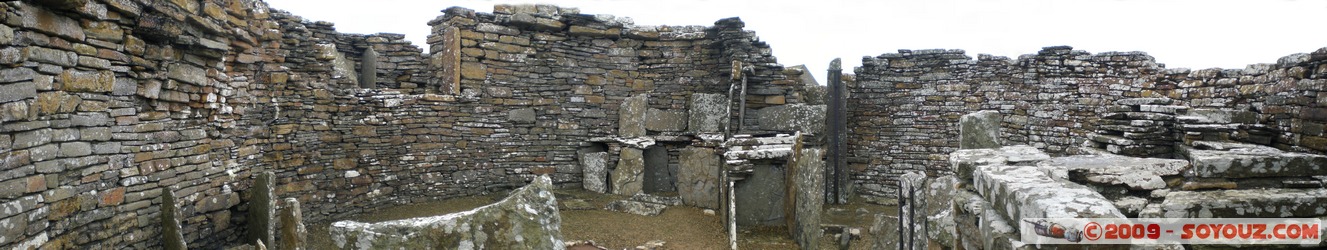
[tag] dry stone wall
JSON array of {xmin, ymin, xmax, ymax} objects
[
  {"xmin": 849, "ymin": 46, "xmax": 1327, "ymax": 200},
  {"xmin": 0, "ymin": 1, "xmax": 811, "ymax": 249}
]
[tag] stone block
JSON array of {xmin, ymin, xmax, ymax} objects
[
  {"xmin": 508, "ymin": 108, "xmax": 536, "ymax": 123},
  {"xmin": 972, "ymin": 164, "xmax": 1126, "ymax": 229},
  {"xmin": 508, "ymin": 13, "xmax": 565, "ymax": 31},
  {"xmin": 643, "ymin": 108, "xmax": 686, "ymax": 132},
  {"xmin": 687, "ymin": 93, "xmax": 726, "ymax": 133},
  {"xmin": 1180, "ymin": 142, "xmax": 1327, "ymax": 178},
  {"xmin": 0, "ymin": 67, "xmax": 35, "ymax": 83},
  {"xmin": 611, "ymin": 148, "xmax": 644, "ymax": 195},
  {"xmin": 618, "ymin": 94, "xmax": 647, "ymax": 137},
  {"xmin": 58, "ymin": 142, "xmax": 90, "ymax": 157},
  {"xmin": 677, "ymin": 147, "xmax": 719, "ymax": 209},
  {"xmin": 0, "ymin": 81, "xmax": 37, "ymax": 103},
  {"xmin": 580, "ymin": 151, "xmax": 609, "ymax": 193},
  {"xmin": 166, "ymin": 63, "xmax": 207, "ymax": 85},
  {"xmin": 1036, "ymin": 154, "xmax": 1189, "ymax": 190},
  {"xmin": 870, "ymin": 214, "xmax": 901, "ymax": 250},
  {"xmin": 59, "ymin": 69, "xmax": 114, "ymax": 92},
  {"xmin": 756, "ymin": 104, "xmax": 825, "ymax": 134},
  {"xmin": 1159, "ymin": 189, "xmax": 1327, "ymax": 218},
  {"xmin": 949, "ymin": 145, "xmax": 1049, "ymax": 181},
  {"xmin": 605, "ymin": 200, "xmax": 667, "ymax": 216},
  {"xmin": 960, "ymin": 110, "xmax": 1002, "ymax": 149},
  {"xmin": 330, "ymin": 176, "xmax": 563, "ymax": 249},
  {"xmin": 18, "ymin": 3, "xmax": 85, "ymax": 41}
]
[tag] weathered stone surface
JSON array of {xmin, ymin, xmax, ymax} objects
[
  {"xmin": 1159, "ymin": 188, "xmax": 1327, "ymax": 218},
  {"xmin": 611, "ymin": 148, "xmax": 644, "ymax": 195},
  {"xmin": 756, "ymin": 104, "xmax": 825, "ymax": 134},
  {"xmin": 870, "ymin": 214, "xmax": 901, "ymax": 250},
  {"xmin": 161, "ymin": 188, "xmax": 187, "ymax": 250},
  {"xmin": 250, "ymin": 171, "xmax": 275, "ymax": 248},
  {"xmin": 789, "ymin": 148, "xmax": 824, "ymax": 249},
  {"xmin": 59, "ymin": 69, "xmax": 113, "ymax": 92},
  {"xmin": 359, "ymin": 47, "xmax": 377, "ymax": 88},
  {"xmin": 509, "ymin": 108, "xmax": 536, "ymax": 123},
  {"xmin": 629, "ymin": 193, "xmax": 682, "ymax": 206},
  {"xmin": 0, "ymin": 82, "xmax": 37, "ymax": 103},
  {"xmin": 735, "ymin": 163, "xmax": 786, "ymax": 226},
  {"xmin": 973, "ymin": 164, "xmax": 1126, "ymax": 228},
  {"xmin": 643, "ymin": 108, "xmax": 686, "ymax": 132},
  {"xmin": 641, "ymin": 147, "xmax": 675, "ymax": 193},
  {"xmin": 330, "ymin": 176, "xmax": 564, "ymax": 249},
  {"xmin": 508, "ymin": 13, "xmax": 565, "ymax": 31},
  {"xmin": 898, "ymin": 171, "xmax": 928, "ymax": 250},
  {"xmin": 580, "ymin": 151, "xmax": 609, "ymax": 193},
  {"xmin": 959, "ymin": 110, "xmax": 1002, "ymax": 149},
  {"xmin": 687, "ymin": 93, "xmax": 726, "ymax": 133},
  {"xmin": 618, "ymin": 94, "xmax": 647, "ymax": 137},
  {"xmin": 949, "ymin": 145, "xmax": 1050, "ymax": 181},
  {"xmin": 1181, "ymin": 142, "xmax": 1327, "ymax": 178},
  {"xmin": 677, "ymin": 147, "xmax": 719, "ymax": 208},
  {"xmin": 278, "ymin": 198, "xmax": 306, "ymax": 250},
  {"xmin": 924, "ymin": 175, "xmax": 956, "ymax": 248},
  {"xmin": 605, "ymin": 200, "xmax": 667, "ymax": 216},
  {"xmin": 166, "ymin": 63, "xmax": 207, "ymax": 85},
  {"xmin": 1037, "ymin": 154, "xmax": 1189, "ymax": 190}
]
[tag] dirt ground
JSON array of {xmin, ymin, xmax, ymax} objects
[{"xmin": 307, "ymin": 188, "xmax": 897, "ymax": 249}]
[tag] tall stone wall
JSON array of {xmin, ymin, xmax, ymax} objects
[
  {"xmin": 0, "ymin": 1, "xmax": 810, "ymax": 249},
  {"xmin": 848, "ymin": 46, "xmax": 1327, "ymax": 199}
]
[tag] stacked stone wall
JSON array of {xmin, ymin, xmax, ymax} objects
[
  {"xmin": 0, "ymin": 1, "xmax": 810, "ymax": 249},
  {"xmin": 848, "ymin": 45, "xmax": 1327, "ymax": 199}
]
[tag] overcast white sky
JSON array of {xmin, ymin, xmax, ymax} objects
[{"xmin": 265, "ymin": 0, "xmax": 1327, "ymax": 84}]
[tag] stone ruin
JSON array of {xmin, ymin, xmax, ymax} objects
[{"xmin": 1, "ymin": 0, "xmax": 1326, "ymax": 249}]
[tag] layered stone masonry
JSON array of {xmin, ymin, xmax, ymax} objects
[
  {"xmin": 849, "ymin": 46, "xmax": 1327, "ymax": 200},
  {"xmin": 0, "ymin": 1, "xmax": 815, "ymax": 249}
]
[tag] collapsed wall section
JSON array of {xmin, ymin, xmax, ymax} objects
[{"xmin": 848, "ymin": 45, "xmax": 1327, "ymax": 199}]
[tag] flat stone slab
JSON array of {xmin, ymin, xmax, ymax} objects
[
  {"xmin": 973, "ymin": 164, "xmax": 1126, "ymax": 228},
  {"xmin": 330, "ymin": 176, "xmax": 563, "ymax": 249},
  {"xmin": 1037, "ymin": 154, "xmax": 1189, "ymax": 190},
  {"xmin": 756, "ymin": 104, "xmax": 825, "ymax": 134},
  {"xmin": 1180, "ymin": 142, "xmax": 1327, "ymax": 178},
  {"xmin": 1159, "ymin": 188, "xmax": 1327, "ymax": 218},
  {"xmin": 949, "ymin": 145, "xmax": 1051, "ymax": 181},
  {"xmin": 605, "ymin": 200, "xmax": 667, "ymax": 216}
]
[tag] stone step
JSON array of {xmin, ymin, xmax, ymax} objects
[
  {"xmin": 1156, "ymin": 188, "xmax": 1327, "ymax": 218},
  {"xmin": 1179, "ymin": 142, "xmax": 1327, "ymax": 178},
  {"xmin": 972, "ymin": 164, "xmax": 1127, "ymax": 229}
]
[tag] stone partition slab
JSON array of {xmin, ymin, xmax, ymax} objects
[
  {"xmin": 1036, "ymin": 154, "xmax": 1189, "ymax": 191},
  {"xmin": 973, "ymin": 164, "xmax": 1126, "ymax": 227},
  {"xmin": 1159, "ymin": 188, "xmax": 1327, "ymax": 218},
  {"xmin": 960, "ymin": 110, "xmax": 1003, "ymax": 149},
  {"xmin": 1180, "ymin": 143, "xmax": 1327, "ymax": 178},
  {"xmin": 678, "ymin": 147, "xmax": 720, "ymax": 208},
  {"xmin": 329, "ymin": 176, "xmax": 563, "ymax": 249}
]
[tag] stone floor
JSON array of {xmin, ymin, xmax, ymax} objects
[{"xmin": 306, "ymin": 187, "xmax": 895, "ymax": 249}]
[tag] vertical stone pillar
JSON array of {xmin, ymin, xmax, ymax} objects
[
  {"xmin": 359, "ymin": 47, "xmax": 378, "ymax": 88},
  {"xmin": 788, "ymin": 144, "xmax": 825, "ymax": 250},
  {"xmin": 436, "ymin": 26, "xmax": 461, "ymax": 94},
  {"xmin": 678, "ymin": 147, "xmax": 720, "ymax": 208},
  {"xmin": 826, "ymin": 58, "xmax": 850, "ymax": 204},
  {"xmin": 249, "ymin": 171, "xmax": 276, "ymax": 248},
  {"xmin": 898, "ymin": 171, "xmax": 928, "ymax": 250},
  {"xmin": 279, "ymin": 198, "xmax": 306, "ymax": 250},
  {"xmin": 580, "ymin": 151, "xmax": 610, "ymax": 193},
  {"xmin": 160, "ymin": 187, "xmax": 187, "ymax": 250},
  {"xmin": 959, "ymin": 110, "xmax": 1002, "ymax": 149}
]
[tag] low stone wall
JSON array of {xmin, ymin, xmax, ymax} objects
[{"xmin": 329, "ymin": 175, "xmax": 564, "ymax": 249}]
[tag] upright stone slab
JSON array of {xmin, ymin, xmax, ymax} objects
[
  {"xmin": 619, "ymin": 94, "xmax": 648, "ymax": 137},
  {"xmin": 161, "ymin": 187, "xmax": 187, "ymax": 250},
  {"xmin": 359, "ymin": 47, "xmax": 377, "ymax": 88},
  {"xmin": 330, "ymin": 176, "xmax": 564, "ymax": 249},
  {"xmin": 687, "ymin": 93, "xmax": 727, "ymax": 133},
  {"xmin": 249, "ymin": 171, "xmax": 276, "ymax": 248},
  {"xmin": 642, "ymin": 147, "xmax": 676, "ymax": 193},
  {"xmin": 756, "ymin": 104, "xmax": 826, "ymax": 134},
  {"xmin": 924, "ymin": 175, "xmax": 957, "ymax": 248},
  {"xmin": 279, "ymin": 198, "xmax": 306, "ymax": 250},
  {"xmin": 788, "ymin": 148, "xmax": 825, "ymax": 250},
  {"xmin": 735, "ymin": 164, "xmax": 787, "ymax": 226},
  {"xmin": 612, "ymin": 148, "xmax": 645, "ymax": 195},
  {"xmin": 644, "ymin": 108, "xmax": 687, "ymax": 132},
  {"xmin": 898, "ymin": 171, "xmax": 928, "ymax": 250},
  {"xmin": 960, "ymin": 110, "xmax": 1002, "ymax": 149},
  {"xmin": 580, "ymin": 152, "xmax": 609, "ymax": 193},
  {"xmin": 678, "ymin": 147, "xmax": 719, "ymax": 208},
  {"xmin": 870, "ymin": 214, "xmax": 901, "ymax": 250}
]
